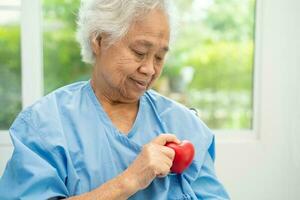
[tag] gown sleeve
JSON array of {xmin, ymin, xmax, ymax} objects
[
  {"xmin": 190, "ymin": 136, "xmax": 230, "ymax": 199},
  {"xmin": 0, "ymin": 112, "xmax": 69, "ymax": 200}
]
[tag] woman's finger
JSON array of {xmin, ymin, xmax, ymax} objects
[
  {"xmin": 152, "ymin": 134, "xmax": 181, "ymax": 145},
  {"xmin": 156, "ymin": 162, "xmax": 171, "ymax": 178},
  {"xmin": 159, "ymin": 146, "xmax": 176, "ymax": 160}
]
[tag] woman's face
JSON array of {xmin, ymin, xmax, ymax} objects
[{"xmin": 92, "ymin": 9, "xmax": 170, "ymax": 103}]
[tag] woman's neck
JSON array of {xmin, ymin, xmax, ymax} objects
[
  {"xmin": 90, "ymin": 78, "xmax": 139, "ymax": 107},
  {"xmin": 90, "ymin": 78, "xmax": 139, "ymax": 134}
]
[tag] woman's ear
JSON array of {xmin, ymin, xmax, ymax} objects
[{"xmin": 91, "ymin": 33, "xmax": 101, "ymax": 56}]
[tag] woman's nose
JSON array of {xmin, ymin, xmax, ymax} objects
[{"xmin": 139, "ymin": 59, "xmax": 156, "ymax": 76}]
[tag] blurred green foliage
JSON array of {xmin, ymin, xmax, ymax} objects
[
  {"xmin": 0, "ymin": 0, "xmax": 255, "ymax": 130},
  {"xmin": 43, "ymin": 0, "xmax": 91, "ymax": 94},
  {"xmin": 0, "ymin": 26, "xmax": 21, "ymax": 129},
  {"xmin": 161, "ymin": 0, "xmax": 255, "ymax": 129}
]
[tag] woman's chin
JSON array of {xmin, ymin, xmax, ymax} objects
[{"xmin": 124, "ymin": 90, "xmax": 145, "ymax": 102}]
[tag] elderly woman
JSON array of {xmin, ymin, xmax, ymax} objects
[{"xmin": 0, "ymin": 0, "xmax": 229, "ymax": 199}]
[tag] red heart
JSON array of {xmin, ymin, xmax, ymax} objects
[{"xmin": 165, "ymin": 140, "xmax": 195, "ymax": 174}]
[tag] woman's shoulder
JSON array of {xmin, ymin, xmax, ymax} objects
[
  {"xmin": 11, "ymin": 81, "xmax": 89, "ymax": 138},
  {"xmin": 6, "ymin": 83, "xmax": 89, "ymax": 177}
]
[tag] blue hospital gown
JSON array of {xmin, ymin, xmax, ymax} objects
[{"xmin": 0, "ymin": 81, "xmax": 230, "ymax": 200}]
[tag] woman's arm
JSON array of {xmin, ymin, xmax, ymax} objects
[
  {"xmin": 0, "ymin": 117, "xmax": 178, "ymax": 200},
  {"xmin": 67, "ymin": 134, "xmax": 180, "ymax": 200},
  {"xmin": 67, "ymin": 170, "xmax": 138, "ymax": 200}
]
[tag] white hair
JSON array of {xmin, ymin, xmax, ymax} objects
[{"xmin": 76, "ymin": 0, "xmax": 177, "ymax": 64}]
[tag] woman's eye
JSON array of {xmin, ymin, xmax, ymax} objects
[
  {"xmin": 133, "ymin": 50, "xmax": 145, "ymax": 58},
  {"xmin": 156, "ymin": 56, "xmax": 162, "ymax": 61},
  {"xmin": 155, "ymin": 56, "xmax": 163, "ymax": 63}
]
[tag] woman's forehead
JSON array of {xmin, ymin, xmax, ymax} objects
[
  {"xmin": 130, "ymin": 39, "xmax": 169, "ymax": 52},
  {"xmin": 124, "ymin": 10, "xmax": 170, "ymax": 46}
]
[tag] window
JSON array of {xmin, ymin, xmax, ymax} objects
[
  {"xmin": 0, "ymin": 0, "xmax": 256, "ymax": 132},
  {"xmin": 42, "ymin": 0, "xmax": 256, "ymax": 130},
  {"xmin": 43, "ymin": 0, "xmax": 91, "ymax": 94},
  {"xmin": 0, "ymin": 0, "xmax": 21, "ymax": 130}
]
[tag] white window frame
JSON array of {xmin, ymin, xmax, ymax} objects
[
  {"xmin": 0, "ymin": 0, "xmax": 263, "ymax": 146},
  {"xmin": 215, "ymin": 0, "xmax": 263, "ymax": 143},
  {"xmin": 0, "ymin": 0, "xmax": 43, "ymax": 146}
]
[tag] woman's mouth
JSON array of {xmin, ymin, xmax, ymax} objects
[{"xmin": 130, "ymin": 78, "xmax": 149, "ymax": 91}]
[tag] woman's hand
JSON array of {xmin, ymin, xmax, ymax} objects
[
  {"xmin": 67, "ymin": 134, "xmax": 180, "ymax": 200},
  {"xmin": 123, "ymin": 134, "xmax": 181, "ymax": 192}
]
